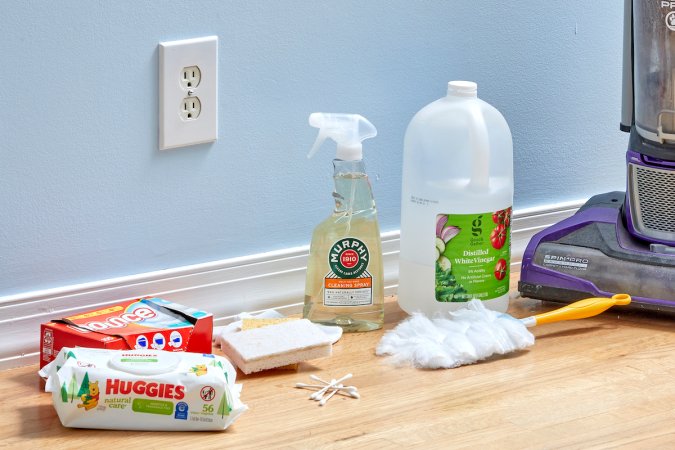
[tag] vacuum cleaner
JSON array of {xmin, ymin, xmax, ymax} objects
[{"xmin": 519, "ymin": 0, "xmax": 675, "ymax": 312}]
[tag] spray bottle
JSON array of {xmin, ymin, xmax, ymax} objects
[{"xmin": 304, "ymin": 113, "xmax": 384, "ymax": 332}]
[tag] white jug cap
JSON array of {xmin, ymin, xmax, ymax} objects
[{"xmin": 448, "ymin": 81, "xmax": 477, "ymax": 97}]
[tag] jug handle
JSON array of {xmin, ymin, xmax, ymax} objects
[{"xmin": 468, "ymin": 104, "xmax": 490, "ymax": 191}]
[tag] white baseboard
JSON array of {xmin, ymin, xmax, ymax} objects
[{"xmin": 0, "ymin": 200, "xmax": 584, "ymax": 369}]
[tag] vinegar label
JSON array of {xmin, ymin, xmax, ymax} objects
[
  {"xmin": 434, "ymin": 209, "xmax": 511, "ymax": 302},
  {"xmin": 323, "ymin": 237, "xmax": 373, "ymax": 307}
]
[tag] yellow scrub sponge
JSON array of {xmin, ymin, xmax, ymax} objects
[{"xmin": 220, "ymin": 319, "xmax": 332, "ymax": 374}]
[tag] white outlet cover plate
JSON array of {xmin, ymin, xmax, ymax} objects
[{"xmin": 159, "ymin": 36, "xmax": 218, "ymax": 150}]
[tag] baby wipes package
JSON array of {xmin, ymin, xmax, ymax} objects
[
  {"xmin": 40, "ymin": 297, "xmax": 212, "ymax": 368},
  {"xmin": 39, "ymin": 347, "xmax": 247, "ymax": 431}
]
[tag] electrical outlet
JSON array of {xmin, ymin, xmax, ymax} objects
[
  {"xmin": 181, "ymin": 96, "xmax": 201, "ymax": 120},
  {"xmin": 181, "ymin": 65, "xmax": 201, "ymax": 89},
  {"xmin": 159, "ymin": 36, "xmax": 217, "ymax": 150}
]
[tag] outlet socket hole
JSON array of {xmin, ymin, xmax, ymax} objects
[
  {"xmin": 180, "ymin": 96, "xmax": 201, "ymax": 121},
  {"xmin": 180, "ymin": 65, "xmax": 201, "ymax": 90}
]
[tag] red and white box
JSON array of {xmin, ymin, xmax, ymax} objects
[{"xmin": 40, "ymin": 297, "xmax": 213, "ymax": 368}]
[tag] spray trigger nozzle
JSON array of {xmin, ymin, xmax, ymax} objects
[{"xmin": 307, "ymin": 113, "xmax": 377, "ymax": 161}]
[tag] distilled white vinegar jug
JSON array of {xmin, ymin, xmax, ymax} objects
[{"xmin": 398, "ymin": 81, "xmax": 513, "ymax": 315}]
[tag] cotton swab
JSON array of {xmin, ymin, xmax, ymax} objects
[
  {"xmin": 296, "ymin": 373, "xmax": 359, "ymax": 405},
  {"xmin": 309, "ymin": 373, "xmax": 352, "ymax": 400},
  {"xmin": 319, "ymin": 388, "xmax": 340, "ymax": 406},
  {"xmin": 310, "ymin": 379, "xmax": 336, "ymax": 400},
  {"xmin": 295, "ymin": 383, "xmax": 360, "ymax": 398},
  {"xmin": 309, "ymin": 374, "xmax": 332, "ymax": 385}
]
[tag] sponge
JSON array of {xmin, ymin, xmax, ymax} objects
[
  {"xmin": 241, "ymin": 317, "xmax": 299, "ymax": 330},
  {"xmin": 220, "ymin": 319, "xmax": 332, "ymax": 374},
  {"xmin": 241, "ymin": 317, "xmax": 300, "ymax": 370}
]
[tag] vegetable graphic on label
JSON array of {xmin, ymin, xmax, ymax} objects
[
  {"xmin": 435, "ymin": 259, "xmax": 469, "ymax": 302},
  {"xmin": 494, "ymin": 258, "xmax": 507, "ymax": 281},
  {"xmin": 435, "ymin": 211, "xmax": 510, "ymax": 302},
  {"xmin": 490, "ymin": 207, "xmax": 511, "ymax": 250},
  {"xmin": 435, "ymin": 215, "xmax": 460, "ymax": 270},
  {"xmin": 434, "ymin": 215, "xmax": 468, "ymax": 302},
  {"xmin": 490, "ymin": 224, "xmax": 506, "ymax": 249},
  {"xmin": 492, "ymin": 207, "xmax": 512, "ymax": 226}
]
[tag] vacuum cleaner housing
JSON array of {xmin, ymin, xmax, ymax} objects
[{"xmin": 519, "ymin": 0, "xmax": 675, "ymax": 312}]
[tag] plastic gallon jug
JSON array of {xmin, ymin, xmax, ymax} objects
[{"xmin": 398, "ymin": 81, "xmax": 513, "ymax": 315}]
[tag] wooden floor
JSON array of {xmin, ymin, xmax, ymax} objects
[{"xmin": 2, "ymin": 274, "xmax": 675, "ymax": 449}]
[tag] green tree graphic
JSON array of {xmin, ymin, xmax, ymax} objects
[
  {"xmin": 217, "ymin": 391, "xmax": 231, "ymax": 418},
  {"xmin": 77, "ymin": 372, "xmax": 90, "ymax": 397},
  {"xmin": 68, "ymin": 373, "xmax": 78, "ymax": 402},
  {"xmin": 60, "ymin": 382, "xmax": 68, "ymax": 403},
  {"xmin": 209, "ymin": 359, "xmax": 228, "ymax": 382}
]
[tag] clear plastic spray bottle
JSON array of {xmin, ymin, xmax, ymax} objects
[{"xmin": 303, "ymin": 113, "xmax": 384, "ymax": 332}]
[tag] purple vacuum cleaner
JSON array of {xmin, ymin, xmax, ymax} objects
[{"xmin": 519, "ymin": 0, "xmax": 675, "ymax": 312}]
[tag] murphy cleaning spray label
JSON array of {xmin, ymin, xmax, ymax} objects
[
  {"xmin": 324, "ymin": 237, "xmax": 373, "ymax": 307},
  {"xmin": 435, "ymin": 208, "xmax": 511, "ymax": 302}
]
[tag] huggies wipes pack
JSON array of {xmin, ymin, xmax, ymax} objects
[{"xmin": 39, "ymin": 347, "xmax": 247, "ymax": 431}]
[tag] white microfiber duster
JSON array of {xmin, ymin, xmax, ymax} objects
[
  {"xmin": 377, "ymin": 295, "xmax": 632, "ymax": 369},
  {"xmin": 376, "ymin": 300, "xmax": 533, "ymax": 369}
]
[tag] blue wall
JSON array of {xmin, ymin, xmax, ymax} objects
[{"xmin": 0, "ymin": 1, "xmax": 624, "ymax": 296}]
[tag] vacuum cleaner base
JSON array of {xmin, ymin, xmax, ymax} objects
[{"xmin": 519, "ymin": 191, "xmax": 675, "ymax": 314}]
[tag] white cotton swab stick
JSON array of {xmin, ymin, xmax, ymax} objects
[
  {"xmin": 309, "ymin": 374, "xmax": 331, "ymax": 385},
  {"xmin": 339, "ymin": 386, "xmax": 360, "ymax": 399},
  {"xmin": 309, "ymin": 373, "xmax": 353, "ymax": 400},
  {"xmin": 310, "ymin": 379, "xmax": 336, "ymax": 401},
  {"xmin": 296, "ymin": 382, "xmax": 357, "ymax": 391},
  {"xmin": 295, "ymin": 383, "xmax": 360, "ymax": 398},
  {"xmin": 296, "ymin": 373, "xmax": 359, "ymax": 405},
  {"xmin": 295, "ymin": 382, "xmax": 330, "ymax": 389},
  {"xmin": 319, "ymin": 388, "xmax": 340, "ymax": 406},
  {"xmin": 302, "ymin": 374, "xmax": 354, "ymax": 388}
]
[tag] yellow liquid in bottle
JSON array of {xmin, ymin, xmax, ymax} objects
[{"xmin": 303, "ymin": 172, "xmax": 384, "ymax": 332}]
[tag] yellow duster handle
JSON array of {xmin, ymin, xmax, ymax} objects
[{"xmin": 529, "ymin": 294, "xmax": 631, "ymax": 326}]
